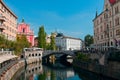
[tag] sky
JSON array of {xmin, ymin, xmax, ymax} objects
[{"xmin": 3, "ymin": 0, "xmax": 104, "ymax": 40}]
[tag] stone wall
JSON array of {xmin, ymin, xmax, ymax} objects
[
  {"xmin": 73, "ymin": 59, "xmax": 120, "ymax": 80},
  {"xmin": 0, "ymin": 60, "xmax": 24, "ymax": 80}
]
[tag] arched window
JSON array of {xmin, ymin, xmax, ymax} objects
[
  {"xmin": 29, "ymin": 54, "xmax": 31, "ymax": 57},
  {"xmin": 23, "ymin": 28, "xmax": 25, "ymax": 33},
  {"xmin": 36, "ymin": 53, "xmax": 37, "ymax": 56},
  {"xmin": 39, "ymin": 54, "xmax": 41, "ymax": 56},
  {"xmin": 32, "ymin": 54, "xmax": 34, "ymax": 57}
]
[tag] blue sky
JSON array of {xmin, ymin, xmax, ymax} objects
[{"xmin": 3, "ymin": 0, "xmax": 104, "ymax": 40}]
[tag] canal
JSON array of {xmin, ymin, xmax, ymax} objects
[{"xmin": 12, "ymin": 60, "xmax": 116, "ymax": 80}]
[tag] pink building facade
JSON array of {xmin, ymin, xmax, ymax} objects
[{"xmin": 17, "ymin": 20, "xmax": 34, "ymax": 46}]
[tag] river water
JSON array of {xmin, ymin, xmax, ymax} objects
[{"xmin": 12, "ymin": 60, "xmax": 115, "ymax": 80}]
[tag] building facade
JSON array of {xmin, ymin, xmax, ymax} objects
[
  {"xmin": 22, "ymin": 48, "xmax": 43, "ymax": 64},
  {"xmin": 93, "ymin": 0, "xmax": 120, "ymax": 50},
  {"xmin": 17, "ymin": 20, "xmax": 34, "ymax": 46},
  {"xmin": 0, "ymin": 0, "xmax": 17, "ymax": 41},
  {"xmin": 55, "ymin": 33, "xmax": 82, "ymax": 50},
  {"xmin": 46, "ymin": 35, "xmax": 51, "ymax": 44}
]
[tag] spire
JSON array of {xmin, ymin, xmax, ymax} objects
[
  {"xmin": 95, "ymin": 10, "xmax": 98, "ymax": 18},
  {"xmin": 22, "ymin": 18, "xmax": 25, "ymax": 23}
]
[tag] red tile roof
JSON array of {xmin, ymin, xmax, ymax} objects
[{"xmin": 109, "ymin": 0, "xmax": 116, "ymax": 5}]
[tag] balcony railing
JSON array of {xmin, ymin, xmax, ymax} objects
[
  {"xmin": 0, "ymin": 24, "xmax": 5, "ymax": 30},
  {"xmin": 0, "ymin": 16, "xmax": 6, "ymax": 22}
]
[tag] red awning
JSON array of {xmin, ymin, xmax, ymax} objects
[{"xmin": 109, "ymin": 0, "xmax": 116, "ymax": 5}]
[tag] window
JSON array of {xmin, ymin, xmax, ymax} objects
[
  {"xmin": 100, "ymin": 17, "xmax": 102, "ymax": 23},
  {"xmin": 101, "ymin": 35, "xmax": 103, "ymax": 39},
  {"xmin": 115, "ymin": 17, "xmax": 119, "ymax": 26},
  {"xmin": 110, "ymin": 32, "xmax": 112, "ymax": 37},
  {"xmin": 97, "ymin": 20, "xmax": 99, "ymax": 25},
  {"xmin": 116, "ymin": 29, "xmax": 120, "ymax": 36},
  {"xmin": 23, "ymin": 28, "xmax": 25, "ymax": 33},
  {"xmin": 109, "ymin": 10, "xmax": 112, "ymax": 16},
  {"xmin": 115, "ymin": 6, "xmax": 119, "ymax": 14},
  {"xmin": 104, "ymin": 13, "xmax": 108, "ymax": 19},
  {"xmin": 100, "ymin": 26, "xmax": 103, "ymax": 32},
  {"xmin": 110, "ymin": 21, "xmax": 112, "ymax": 28}
]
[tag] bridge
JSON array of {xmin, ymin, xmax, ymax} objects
[
  {"xmin": 43, "ymin": 50, "xmax": 75, "ymax": 57},
  {"xmin": 42, "ymin": 50, "xmax": 76, "ymax": 63}
]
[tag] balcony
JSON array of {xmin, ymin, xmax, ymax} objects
[
  {"xmin": 0, "ymin": 24, "xmax": 5, "ymax": 31},
  {"xmin": 0, "ymin": 16, "xmax": 6, "ymax": 22}
]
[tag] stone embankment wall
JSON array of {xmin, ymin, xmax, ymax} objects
[
  {"xmin": 0, "ymin": 60, "xmax": 25, "ymax": 80},
  {"xmin": 73, "ymin": 59, "xmax": 120, "ymax": 80},
  {"xmin": 0, "ymin": 56, "xmax": 42, "ymax": 80},
  {"xmin": 26, "ymin": 58, "xmax": 41, "ymax": 64}
]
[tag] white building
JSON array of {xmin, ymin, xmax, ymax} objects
[
  {"xmin": 55, "ymin": 33, "xmax": 82, "ymax": 50},
  {"xmin": 22, "ymin": 48, "xmax": 43, "ymax": 64}
]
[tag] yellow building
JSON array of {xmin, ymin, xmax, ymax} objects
[{"xmin": 0, "ymin": 0, "xmax": 17, "ymax": 41}]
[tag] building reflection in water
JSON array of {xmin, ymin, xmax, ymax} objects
[
  {"xmin": 12, "ymin": 62, "xmax": 43, "ymax": 80},
  {"xmin": 12, "ymin": 61, "xmax": 76, "ymax": 80}
]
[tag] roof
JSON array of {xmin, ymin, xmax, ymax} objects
[
  {"xmin": 63, "ymin": 36, "xmax": 81, "ymax": 40},
  {"xmin": 0, "ymin": 54, "xmax": 18, "ymax": 64},
  {"xmin": 109, "ymin": 0, "xmax": 116, "ymax": 5},
  {"xmin": 0, "ymin": 0, "xmax": 17, "ymax": 19},
  {"xmin": 56, "ymin": 33, "xmax": 81, "ymax": 40}
]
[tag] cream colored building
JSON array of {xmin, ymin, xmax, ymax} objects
[
  {"xmin": 0, "ymin": 0, "xmax": 17, "ymax": 41},
  {"xmin": 93, "ymin": 0, "xmax": 120, "ymax": 50},
  {"xmin": 55, "ymin": 33, "xmax": 82, "ymax": 50}
]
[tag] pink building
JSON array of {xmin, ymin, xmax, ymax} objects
[{"xmin": 17, "ymin": 20, "xmax": 34, "ymax": 46}]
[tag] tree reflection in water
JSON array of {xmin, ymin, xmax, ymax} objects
[{"xmin": 11, "ymin": 59, "xmax": 116, "ymax": 80}]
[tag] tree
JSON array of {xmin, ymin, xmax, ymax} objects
[
  {"xmin": 14, "ymin": 34, "xmax": 30, "ymax": 55},
  {"xmin": 0, "ymin": 34, "xmax": 30, "ymax": 55},
  {"xmin": 84, "ymin": 34, "xmax": 93, "ymax": 47},
  {"xmin": 50, "ymin": 33, "xmax": 56, "ymax": 50},
  {"xmin": 38, "ymin": 26, "xmax": 46, "ymax": 49},
  {"xmin": 0, "ymin": 34, "xmax": 15, "ymax": 49}
]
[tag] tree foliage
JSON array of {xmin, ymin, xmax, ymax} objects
[
  {"xmin": 14, "ymin": 34, "xmax": 30, "ymax": 55},
  {"xmin": 0, "ymin": 35, "xmax": 15, "ymax": 49},
  {"xmin": 0, "ymin": 34, "xmax": 30, "ymax": 55},
  {"xmin": 50, "ymin": 33, "xmax": 56, "ymax": 50},
  {"xmin": 76, "ymin": 52, "xmax": 90, "ymax": 62},
  {"xmin": 84, "ymin": 34, "xmax": 93, "ymax": 47},
  {"xmin": 38, "ymin": 26, "xmax": 46, "ymax": 49}
]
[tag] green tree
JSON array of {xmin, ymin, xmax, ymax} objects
[
  {"xmin": 84, "ymin": 34, "xmax": 93, "ymax": 47},
  {"xmin": 38, "ymin": 72, "xmax": 47, "ymax": 80},
  {"xmin": 51, "ymin": 70, "xmax": 56, "ymax": 80},
  {"xmin": 38, "ymin": 26, "xmax": 46, "ymax": 49},
  {"xmin": 0, "ymin": 34, "xmax": 30, "ymax": 55},
  {"xmin": 14, "ymin": 34, "xmax": 30, "ymax": 55},
  {"xmin": 0, "ymin": 34, "xmax": 14, "ymax": 49},
  {"xmin": 76, "ymin": 52, "xmax": 90, "ymax": 62},
  {"xmin": 50, "ymin": 33, "xmax": 56, "ymax": 50}
]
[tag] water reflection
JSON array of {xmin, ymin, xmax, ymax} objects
[
  {"xmin": 12, "ymin": 62, "xmax": 43, "ymax": 80},
  {"xmin": 12, "ymin": 60, "xmax": 115, "ymax": 80},
  {"xmin": 12, "ymin": 61, "xmax": 78, "ymax": 80}
]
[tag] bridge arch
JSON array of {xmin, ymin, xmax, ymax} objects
[{"xmin": 42, "ymin": 51, "xmax": 75, "ymax": 63}]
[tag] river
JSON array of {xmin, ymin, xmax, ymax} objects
[{"xmin": 12, "ymin": 60, "xmax": 115, "ymax": 80}]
